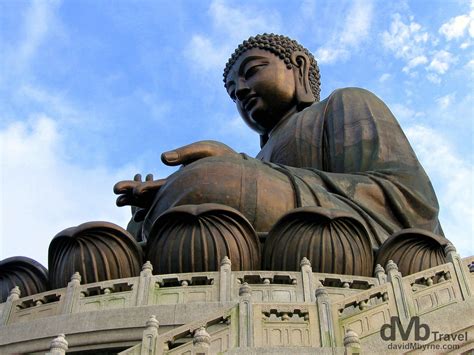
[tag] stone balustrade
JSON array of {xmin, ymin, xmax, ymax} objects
[{"xmin": 0, "ymin": 255, "xmax": 473, "ymax": 354}]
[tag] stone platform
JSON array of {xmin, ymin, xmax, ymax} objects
[{"xmin": 1, "ymin": 247, "xmax": 473, "ymax": 354}]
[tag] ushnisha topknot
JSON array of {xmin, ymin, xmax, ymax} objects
[{"xmin": 223, "ymin": 33, "xmax": 321, "ymax": 101}]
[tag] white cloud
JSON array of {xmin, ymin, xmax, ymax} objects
[
  {"xmin": 315, "ymin": 0, "xmax": 373, "ymax": 64},
  {"xmin": 382, "ymin": 9, "xmax": 472, "ymax": 79},
  {"xmin": 428, "ymin": 50, "xmax": 456, "ymax": 74},
  {"xmin": 382, "ymin": 14, "xmax": 429, "ymax": 61},
  {"xmin": 18, "ymin": 84, "xmax": 82, "ymax": 125},
  {"xmin": 402, "ymin": 55, "xmax": 428, "ymax": 73},
  {"xmin": 379, "ymin": 13, "xmax": 461, "ymax": 79},
  {"xmin": 438, "ymin": 5, "xmax": 474, "ymax": 51},
  {"xmin": 0, "ymin": 117, "xmax": 134, "ymax": 266},
  {"xmin": 138, "ymin": 90, "xmax": 171, "ymax": 122},
  {"xmin": 338, "ymin": 0, "xmax": 373, "ymax": 46},
  {"xmin": 6, "ymin": 0, "xmax": 61, "ymax": 70},
  {"xmin": 435, "ymin": 93, "xmax": 456, "ymax": 110},
  {"xmin": 426, "ymin": 73, "xmax": 441, "ymax": 84},
  {"xmin": 466, "ymin": 59, "xmax": 474, "ymax": 70},
  {"xmin": 439, "ymin": 14, "xmax": 472, "ymax": 40},
  {"xmin": 406, "ymin": 125, "xmax": 474, "ymax": 257},
  {"xmin": 390, "ymin": 103, "xmax": 416, "ymax": 121},
  {"xmin": 185, "ymin": 0, "xmax": 281, "ymax": 72},
  {"xmin": 186, "ymin": 35, "xmax": 229, "ymax": 71},
  {"xmin": 389, "ymin": 103, "xmax": 424, "ymax": 123},
  {"xmin": 216, "ymin": 115, "xmax": 256, "ymax": 147},
  {"xmin": 316, "ymin": 47, "xmax": 350, "ymax": 64},
  {"xmin": 209, "ymin": 0, "xmax": 281, "ymax": 42},
  {"xmin": 379, "ymin": 73, "xmax": 391, "ymax": 82},
  {"xmin": 299, "ymin": 0, "xmax": 316, "ymax": 20}
]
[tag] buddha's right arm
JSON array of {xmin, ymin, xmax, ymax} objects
[
  {"xmin": 114, "ymin": 141, "xmax": 242, "ymax": 208},
  {"xmin": 161, "ymin": 140, "xmax": 241, "ymax": 166}
]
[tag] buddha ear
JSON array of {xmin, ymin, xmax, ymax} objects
[{"xmin": 290, "ymin": 51, "xmax": 315, "ymax": 110}]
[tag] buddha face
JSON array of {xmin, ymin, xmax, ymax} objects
[{"xmin": 225, "ymin": 48, "xmax": 298, "ymax": 135}]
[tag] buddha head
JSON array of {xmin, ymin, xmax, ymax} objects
[{"xmin": 223, "ymin": 34, "xmax": 320, "ymax": 142}]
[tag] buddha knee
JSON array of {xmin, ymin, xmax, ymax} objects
[
  {"xmin": 375, "ymin": 229, "xmax": 449, "ymax": 275},
  {"xmin": 263, "ymin": 207, "xmax": 374, "ymax": 276},
  {"xmin": 0, "ymin": 257, "xmax": 49, "ymax": 302},
  {"xmin": 146, "ymin": 204, "xmax": 261, "ymax": 273},
  {"xmin": 48, "ymin": 222, "xmax": 143, "ymax": 288}
]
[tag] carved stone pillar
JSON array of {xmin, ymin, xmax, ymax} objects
[
  {"xmin": 300, "ymin": 257, "xmax": 314, "ymax": 302},
  {"xmin": 193, "ymin": 326, "xmax": 211, "ymax": 354},
  {"xmin": 445, "ymin": 243, "xmax": 472, "ymax": 299},
  {"xmin": 315, "ymin": 285, "xmax": 336, "ymax": 347},
  {"xmin": 219, "ymin": 256, "xmax": 232, "ymax": 302},
  {"xmin": 343, "ymin": 329, "xmax": 361, "ymax": 354},
  {"xmin": 141, "ymin": 315, "xmax": 159, "ymax": 355},
  {"xmin": 386, "ymin": 260, "xmax": 412, "ymax": 325},
  {"xmin": 0, "ymin": 286, "xmax": 20, "ymax": 326},
  {"xmin": 137, "ymin": 261, "xmax": 154, "ymax": 306},
  {"xmin": 374, "ymin": 264, "xmax": 386, "ymax": 285},
  {"xmin": 47, "ymin": 334, "xmax": 68, "ymax": 355},
  {"xmin": 238, "ymin": 282, "xmax": 253, "ymax": 348},
  {"xmin": 61, "ymin": 272, "xmax": 81, "ymax": 314}
]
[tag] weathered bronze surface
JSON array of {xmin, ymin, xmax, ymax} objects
[
  {"xmin": 114, "ymin": 33, "xmax": 447, "ymax": 275},
  {"xmin": 375, "ymin": 228, "xmax": 448, "ymax": 275},
  {"xmin": 1, "ymin": 34, "xmax": 450, "ymax": 294},
  {"xmin": 264, "ymin": 207, "xmax": 374, "ymax": 276},
  {"xmin": 48, "ymin": 221, "xmax": 143, "ymax": 289},
  {"xmin": 146, "ymin": 204, "xmax": 261, "ymax": 273},
  {"xmin": 0, "ymin": 257, "xmax": 49, "ymax": 302}
]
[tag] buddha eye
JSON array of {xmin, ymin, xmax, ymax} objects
[
  {"xmin": 226, "ymin": 84, "xmax": 236, "ymax": 101},
  {"xmin": 228, "ymin": 90, "xmax": 236, "ymax": 102},
  {"xmin": 244, "ymin": 64, "xmax": 265, "ymax": 80}
]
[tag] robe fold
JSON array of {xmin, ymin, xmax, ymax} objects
[
  {"xmin": 142, "ymin": 87, "xmax": 442, "ymax": 250},
  {"xmin": 257, "ymin": 87, "xmax": 442, "ymax": 247}
]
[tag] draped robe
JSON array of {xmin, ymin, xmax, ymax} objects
[{"xmin": 142, "ymin": 87, "xmax": 442, "ymax": 249}]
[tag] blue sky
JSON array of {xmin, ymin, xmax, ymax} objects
[{"xmin": 1, "ymin": 0, "xmax": 473, "ymax": 266}]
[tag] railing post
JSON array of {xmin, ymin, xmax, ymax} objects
[
  {"xmin": 445, "ymin": 243, "xmax": 472, "ymax": 299},
  {"xmin": 193, "ymin": 326, "xmax": 211, "ymax": 354},
  {"xmin": 386, "ymin": 260, "xmax": 412, "ymax": 325},
  {"xmin": 315, "ymin": 284, "xmax": 336, "ymax": 348},
  {"xmin": 0, "ymin": 286, "xmax": 21, "ymax": 326},
  {"xmin": 61, "ymin": 272, "xmax": 81, "ymax": 314},
  {"xmin": 137, "ymin": 261, "xmax": 154, "ymax": 306},
  {"xmin": 344, "ymin": 329, "xmax": 361, "ymax": 354},
  {"xmin": 219, "ymin": 256, "xmax": 232, "ymax": 302},
  {"xmin": 301, "ymin": 257, "xmax": 314, "ymax": 302},
  {"xmin": 238, "ymin": 282, "xmax": 253, "ymax": 348},
  {"xmin": 47, "ymin": 334, "xmax": 68, "ymax": 355},
  {"xmin": 374, "ymin": 264, "xmax": 387, "ymax": 285},
  {"xmin": 141, "ymin": 315, "xmax": 159, "ymax": 355}
]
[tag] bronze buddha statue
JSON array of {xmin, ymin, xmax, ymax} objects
[
  {"xmin": 1, "ymin": 34, "xmax": 450, "ymax": 299},
  {"xmin": 113, "ymin": 34, "xmax": 448, "ymax": 276}
]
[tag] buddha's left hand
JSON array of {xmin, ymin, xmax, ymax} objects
[{"xmin": 161, "ymin": 140, "xmax": 240, "ymax": 166}]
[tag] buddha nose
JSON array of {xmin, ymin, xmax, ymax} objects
[{"xmin": 235, "ymin": 79, "xmax": 250, "ymax": 101}]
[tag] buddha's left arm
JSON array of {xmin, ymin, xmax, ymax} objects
[{"xmin": 312, "ymin": 88, "xmax": 441, "ymax": 236}]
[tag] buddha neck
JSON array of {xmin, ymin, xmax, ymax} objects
[{"xmin": 267, "ymin": 106, "xmax": 299, "ymax": 138}]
